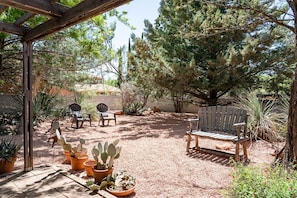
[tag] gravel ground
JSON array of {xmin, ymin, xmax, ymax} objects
[{"xmin": 3, "ymin": 112, "xmax": 282, "ymax": 198}]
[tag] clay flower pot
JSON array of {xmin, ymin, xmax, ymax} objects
[
  {"xmin": 0, "ymin": 157, "xmax": 17, "ymax": 174},
  {"xmin": 83, "ymin": 160, "xmax": 97, "ymax": 177},
  {"xmin": 64, "ymin": 151, "xmax": 71, "ymax": 164},
  {"xmin": 92, "ymin": 167, "xmax": 113, "ymax": 184},
  {"xmin": 106, "ymin": 185, "xmax": 136, "ymax": 197},
  {"xmin": 70, "ymin": 156, "xmax": 88, "ymax": 171}
]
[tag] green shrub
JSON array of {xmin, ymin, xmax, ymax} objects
[
  {"xmin": 235, "ymin": 91, "xmax": 287, "ymax": 142},
  {"xmin": 229, "ymin": 164, "xmax": 297, "ymax": 197}
]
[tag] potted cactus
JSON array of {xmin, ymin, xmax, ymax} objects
[
  {"xmin": 69, "ymin": 139, "xmax": 88, "ymax": 171},
  {"xmin": 57, "ymin": 136, "xmax": 72, "ymax": 164},
  {"xmin": 57, "ymin": 136, "xmax": 88, "ymax": 170},
  {"xmin": 0, "ymin": 139, "xmax": 21, "ymax": 174},
  {"xmin": 91, "ymin": 139, "xmax": 121, "ymax": 184},
  {"xmin": 87, "ymin": 170, "xmax": 136, "ymax": 197}
]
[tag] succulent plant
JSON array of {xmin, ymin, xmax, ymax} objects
[
  {"xmin": 0, "ymin": 139, "xmax": 21, "ymax": 162},
  {"xmin": 57, "ymin": 136, "xmax": 87, "ymax": 158},
  {"xmin": 57, "ymin": 136, "xmax": 72, "ymax": 152},
  {"xmin": 71, "ymin": 138, "xmax": 87, "ymax": 158},
  {"xmin": 92, "ymin": 139, "xmax": 121, "ymax": 170},
  {"xmin": 87, "ymin": 170, "xmax": 136, "ymax": 192}
]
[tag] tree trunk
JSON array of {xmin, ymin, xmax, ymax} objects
[{"xmin": 283, "ymin": 2, "xmax": 297, "ymax": 167}]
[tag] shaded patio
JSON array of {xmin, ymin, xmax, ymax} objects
[{"xmin": 0, "ymin": 165, "xmax": 115, "ymax": 198}]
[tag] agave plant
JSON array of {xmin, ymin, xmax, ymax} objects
[
  {"xmin": 0, "ymin": 139, "xmax": 21, "ymax": 162},
  {"xmin": 234, "ymin": 91, "xmax": 288, "ymax": 142}
]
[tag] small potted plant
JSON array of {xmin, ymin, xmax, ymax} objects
[
  {"xmin": 58, "ymin": 135, "xmax": 88, "ymax": 170},
  {"xmin": 57, "ymin": 136, "xmax": 72, "ymax": 164},
  {"xmin": 91, "ymin": 139, "xmax": 121, "ymax": 184},
  {"xmin": 69, "ymin": 138, "xmax": 88, "ymax": 171},
  {"xmin": 87, "ymin": 170, "xmax": 136, "ymax": 197},
  {"xmin": 0, "ymin": 139, "xmax": 21, "ymax": 174}
]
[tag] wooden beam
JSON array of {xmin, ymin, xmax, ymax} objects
[
  {"xmin": 0, "ymin": 5, "xmax": 8, "ymax": 13},
  {"xmin": 0, "ymin": 0, "xmax": 69, "ymax": 17},
  {"xmin": 22, "ymin": 0, "xmax": 131, "ymax": 42},
  {"xmin": 14, "ymin": 12, "xmax": 35, "ymax": 25},
  {"xmin": 0, "ymin": 21, "xmax": 28, "ymax": 35}
]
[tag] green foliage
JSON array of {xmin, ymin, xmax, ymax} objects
[
  {"xmin": 235, "ymin": 91, "xmax": 287, "ymax": 142},
  {"xmin": 33, "ymin": 91, "xmax": 59, "ymax": 124},
  {"xmin": 92, "ymin": 140, "xmax": 121, "ymax": 170},
  {"xmin": 229, "ymin": 164, "xmax": 297, "ymax": 197},
  {"xmin": 0, "ymin": 112, "xmax": 21, "ymax": 136},
  {"xmin": 120, "ymin": 82, "xmax": 147, "ymax": 115},
  {"xmin": 105, "ymin": 79, "xmax": 118, "ymax": 88},
  {"xmin": 128, "ymin": 0, "xmax": 294, "ymax": 106},
  {"xmin": 0, "ymin": 139, "xmax": 21, "ymax": 162}
]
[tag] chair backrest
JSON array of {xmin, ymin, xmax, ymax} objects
[
  {"xmin": 198, "ymin": 106, "xmax": 247, "ymax": 135},
  {"xmin": 69, "ymin": 103, "xmax": 83, "ymax": 117},
  {"xmin": 96, "ymin": 103, "xmax": 108, "ymax": 113},
  {"xmin": 69, "ymin": 103, "xmax": 82, "ymax": 111}
]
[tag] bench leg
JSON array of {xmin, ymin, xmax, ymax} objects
[
  {"xmin": 186, "ymin": 134, "xmax": 191, "ymax": 152},
  {"xmin": 195, "ymin": 136, "xmax": 199, "ymax": 149},
  {"xmin": 242, "ymin": 142, "xmax": 248, "ymax": 161},
  {"xmin": 235, "ymin": 143, "xmax": 240, "ymax": 161}
]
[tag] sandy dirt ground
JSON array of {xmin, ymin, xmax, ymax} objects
[{"xmin": 2, "ymin": 112, "xmax": 283, "ymax": 198}]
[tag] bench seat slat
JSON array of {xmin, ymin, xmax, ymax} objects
[{"xmin": 189, "ymin": 130, "xmax": 238, "ymax": 141}]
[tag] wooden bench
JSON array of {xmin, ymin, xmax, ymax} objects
[{"xmin": 186, "ymin": 106, "xmax": 249, "ymax": 161}]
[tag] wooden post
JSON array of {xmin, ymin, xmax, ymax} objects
[{"xmin": 23, "ymin": 41, "xmax": 34, "ymax": 171}]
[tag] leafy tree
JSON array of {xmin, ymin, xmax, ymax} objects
[
  {"xmin": 188, "ymin": 0, "xmax": 297, "ymax": 167},
  {"xmin": 0, "ymin": 2, "xmax": 130, "ymax": 95},
  {"xmin": 130, "ymin": 0, "xmax": 293, "ymax": 107}
]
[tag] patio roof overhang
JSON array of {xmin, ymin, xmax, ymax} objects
[{"xmin": 0, "ymin": 0, "xmax": 131, "ymax": 171}]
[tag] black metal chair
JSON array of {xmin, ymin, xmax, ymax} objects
[
  {"xmin": 96, "ymin": 103, "xmax": 116, "ymax": 127},
  {"xmin": 69, "ymin": 103, "xmax": 91, "ymax": 129}
]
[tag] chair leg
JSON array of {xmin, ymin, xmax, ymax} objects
[
  {"xmin": 76, "ymin": 120, "xmax": 79, "ymax": 129},
  {"xmin": 80, "ymin": 120, "xmax": 84, "ymax": 128},
  {"xmin": 186, "ymin": 134, "xmax": 191, "ymax": 152}
]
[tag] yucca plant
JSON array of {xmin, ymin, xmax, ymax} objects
[{"xmin": 234, "ymin": 91, "xmax": 287, "ymax": 142}]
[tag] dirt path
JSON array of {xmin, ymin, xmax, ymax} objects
[{"xmin": 3, "ymin": 112, "xmax": 281, "ymax": 198}]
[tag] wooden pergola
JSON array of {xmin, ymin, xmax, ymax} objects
[{"xmin": 0, "ymin": 0, "xmax": 131, "ymax": 171}]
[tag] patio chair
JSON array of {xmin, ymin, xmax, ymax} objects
[
  {"xmin": 69, "ymin": 103, "xmax": 91, "ymax": 129},
  {"xmin": 96, "ymin": 103, "xmax": 116, "ymax": 127}
]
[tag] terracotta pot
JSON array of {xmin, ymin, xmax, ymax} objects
[
  {"xmin": 64, "ymin": 151, "xmax": 71, "ymax": 164},
  {"xmin": 92, "ymin": 167, "xmax": 113, "ymax": 184},
  {"xmin": 70, "ymin": 156, "xmax": 88, "ymax": 171},
  {"xmin": 106, "ymin": 185, "xmax": 136, "ymax": 197},
  {"xmin": 0, "ymin": 156, "xmax": 17, "ymax": 174},
  {"xmin": 83, "ymin": 160, "xmax": 97, "ymax": 177}
]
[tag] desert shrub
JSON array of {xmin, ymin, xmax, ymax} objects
[
  {"xmin": 234, "ymin": 91, "xmax": 287, "ymax": 142},
  {"xmin": 121, "ymin": 82, "xmax": 147, "ymax": 115},
  {"xmin": 229, "ymin": 164, "xmax": 297, "ymax": 197},
  {"xmin": 0, "ymin": 112, "xmax": 21, "ymax": 136},
  {"xmin": 33, "ymin": 91, "xmax": 60, "ymax": 123}
]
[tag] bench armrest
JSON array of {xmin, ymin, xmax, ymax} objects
[
  {"xmin": 187, "ymin": 118, "xmax": 199, "ymax": 122},
  {"xmin": 233, "ymin": 122, "xmax": 246, "ymax": 127},
  {"xmin": 187, "ymin": 118, "xmax": 199, "ymax": 131},
  {"xmin": 233, "ymin": 122, "xmax": 247, "ymax": 138}
]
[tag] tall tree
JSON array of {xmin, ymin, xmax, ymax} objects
[
  {"xmin": 198, "ymin": 0, "xmax": 297, "ymax": 168},
  {"xmin": 137, "ymin": 0, "xmax": 292, "ymax": 106}
]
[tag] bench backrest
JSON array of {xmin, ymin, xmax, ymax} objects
[{"xmin": 198, "ymin": 106, "xmax": 247, "ymax": 135}]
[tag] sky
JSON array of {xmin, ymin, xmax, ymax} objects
[{"xmin": 110, "ymin": 0, "xmax": 160, "ymax": 49}]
